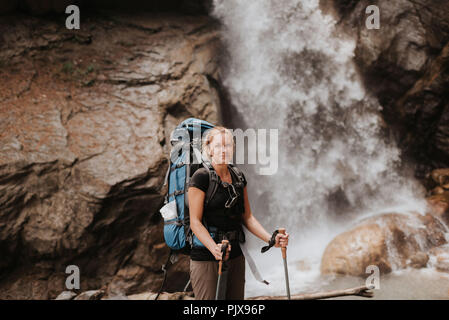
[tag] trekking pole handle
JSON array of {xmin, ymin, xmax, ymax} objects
[
  {"xmin": 218, "ymin": 240, "xmax": 229, "ymax": 275},
  {"xmin": 278, "ymin": 228, "xmax": 287, "ymax": 259}
]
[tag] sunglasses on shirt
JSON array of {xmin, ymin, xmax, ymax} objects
[{"xmin": 221, "ymin": 182, "xmax": 239, "ymax": 208}]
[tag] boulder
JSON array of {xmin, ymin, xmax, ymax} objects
[
  {"xmin": 321, "ymin": 212, "xmax": 447, "ymax": 276},
  {"xmin": 409, "ymin": 252, "xmax": 429, "ymax": 269},
  {"xmin": 102, "ymin": 294, "xmax": 129, "ymax": 300},
  {"xmin": 427, "ymin": 191, "xmax": 449, "ymax": 226},
  {"xmin": 73, "ymin": 289, "xmax": 105, "ymax": 300},
  {"xmin": 431, "ymin": 168, "xmax": 449, "ymax": 188},
  {"xmin": 428, "ymin": 245, "xmax": 449, "ymax": 273},
  {"xmin": 127, "ymin": 291, "xmax": 194, "ymax": 300},
  {"xmin": 55, "ymin": 291, "xmax": 77, "ymax": 300}
]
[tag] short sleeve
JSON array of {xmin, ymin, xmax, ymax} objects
[
  {"xmin": 241, "ymin": 171, "xmax": 247, "ymax": 187},
  {"xmin": 188, "ymin": 167, "xmax": 209, "ymax": 193}
]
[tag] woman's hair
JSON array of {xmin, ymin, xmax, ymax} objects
[{"xmin": 201, "ymin": 126, "xmax": 234, "ymax": 162}]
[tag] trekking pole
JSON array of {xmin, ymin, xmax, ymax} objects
[
  {"xmin": 215, "ymin": 240, "xmax": 229, "ymax": 300},
  {"xmin": 278, "ymin": 228, "xmax": 291, "ymax": 300},
  {"xmin": 155, "ymin": 250, "xmax": 173, "ymax": 300}
]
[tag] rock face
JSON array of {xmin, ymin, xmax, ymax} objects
[
  {"xmin": 425, "ymin": 168, "xmax": 449, "ymax": 225},
  {"xmin": 329, "ymin": 0, "xmax": 449, "ymax": 176},
  {"xmin": 320, "ymin": 212, "xmax": 448, "ymax": 276},
  {"xmin": 73, "ymin": 289, "xmax": 105, "ymax": 300},
  {"xmin": 55, "ymin": 290, "xmax": 78, "ymax": 300},
  {"xmin": 126, "ymin": 290, "xmax": 194, "ymax": 300},
  {"xmin": 0, "ymin": 11, "xmax": 221, "ymax": 299},
  {"xmin": 52, "ymin": 288, "xmax": 194, "ymax": 300},
  {"xmin": 428, "ymin": 244, "xmax": 449, "ymax": 273}
]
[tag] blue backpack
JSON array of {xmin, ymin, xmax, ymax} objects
[{"xmin": 161, "ymin": 118, "xmax": 246, "ymax": 255}]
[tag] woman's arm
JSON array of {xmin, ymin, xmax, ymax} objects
[
  {"xmin": 188, "ymin": 186, "xmax": 230, "ymax": 260},
  {"xmin": 241, "ymin": 186, "xmax": 289, "ymax": 247}
]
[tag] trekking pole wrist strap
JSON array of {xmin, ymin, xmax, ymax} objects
[{"xmin": 261, "ymin": 230, "xmax": 279, "ymax": 253}]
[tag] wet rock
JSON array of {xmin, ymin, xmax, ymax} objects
[
  {"xmin": 102, "ymin": 293, "xmax": 129, "ymax": 300},
  {"xmin": 429, "ymin": 245, "xmax": 449, "ymax": 273},
  {"xmin": 127, "ymin": 291, "xmax": 194, "ymax": 300},
  {"xmin": 409, "ymin": 252, "xmax": 429, "ymax": 269},
  {"xmin": 73, "ymin": 289, "xmax": 105, "ymax": 300},
  {"xmin": 330, "ymin": 0, "xmax": 449, "ymax": 175},
  {"xmin": 431, "ymin": 169, "xmax": 449, "ymax": 187},
  {"xmin": 427, "ymin": 191, "xmax": 449, "ymax": 226},
  {"xmin": 321, "ymin": 212, "xmax": 447, "ymax": 276},
  {"xmin": 55, "ymin": 291, "xmax": 77, "ymax": 300},
  {"xmin": 431, "ymin": 186, "xmax": 445, "ymax": 195},
  {"xmin": 321, "ymin": 221, "xmax": 392, "ymax": 276}
]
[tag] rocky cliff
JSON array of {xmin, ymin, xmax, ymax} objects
[
  {"xmin": 0, "ymin": 5, "xmax": 221, "ymax": 299},
  {"xmin": 328, "ymin": 0, "xmax": 449, "ymax": 178}
]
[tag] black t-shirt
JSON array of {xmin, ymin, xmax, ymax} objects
[{"xmin": 188, "ymin": 166, "xmax": 247, "ymax": 261}]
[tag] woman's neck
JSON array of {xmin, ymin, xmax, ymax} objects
[{"xmin": 211, "ymin": 162, "xmax": 229, "ymax": 177}]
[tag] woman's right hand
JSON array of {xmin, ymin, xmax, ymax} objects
[{"xmin": 212, "ymin": 243, "xmax": 231, "ymax": 261}]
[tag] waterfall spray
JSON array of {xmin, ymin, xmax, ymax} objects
[{"xmin": 211, "ymin": 0, "xmax": 428, "ymax": 296}]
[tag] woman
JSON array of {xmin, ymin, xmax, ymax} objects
[{"xmin": 188, "ymin": 126, "xmax": 289, "ymax": 300}]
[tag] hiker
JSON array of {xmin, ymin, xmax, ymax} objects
[{"xmin": 188, "ymin": 126, "xmax": 289, "ymax": 300}]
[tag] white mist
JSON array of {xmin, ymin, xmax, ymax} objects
[{"xmin": 211, "ymin": 0, "xmax": 428, "ymax": 297}]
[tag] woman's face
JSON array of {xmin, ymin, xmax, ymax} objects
[{"xmin": 209, "ymin": 131, "xmax": 234, "ymax": 164}]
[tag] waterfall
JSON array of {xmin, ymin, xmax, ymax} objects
[{"xmin": 211, "ymin": 0, "xmax": 428, "ymax": 297}]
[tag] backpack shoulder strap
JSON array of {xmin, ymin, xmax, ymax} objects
[
  {"xmin": 228, "ymin": 164, "xmax": 245, "ymax": 185},
  {"xmin": 202, "ymin": 161, "xmax": 219, "ymax": 208}
]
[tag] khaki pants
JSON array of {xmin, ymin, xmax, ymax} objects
[{"xmin": 189, "ymin": 254, "xmax": 245, "ymax": 300}]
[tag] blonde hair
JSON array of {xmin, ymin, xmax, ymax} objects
[{"xmin": 201, "ymin": 126, "xmax": 234, "ymax": 162}]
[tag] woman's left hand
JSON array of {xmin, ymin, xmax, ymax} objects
[{"xmin": 274, "ymin": 232, "xmax": 289, "ymax": 248}]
